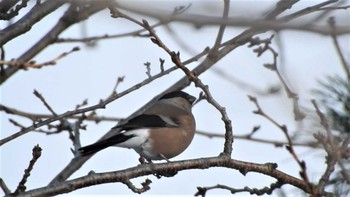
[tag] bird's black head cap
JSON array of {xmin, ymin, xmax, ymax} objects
[{"xmin": 159, "ymin": 91, "xmax": 196, "ymax": 104}]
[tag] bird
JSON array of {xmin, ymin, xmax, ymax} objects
[{"xmin": 79, "ymin": 91, "xmax": 196, "ymax": 162}]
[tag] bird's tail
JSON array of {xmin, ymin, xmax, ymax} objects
[{"xmin": 79, "ymin": 133, "xmax": 134, "ymax": 156}]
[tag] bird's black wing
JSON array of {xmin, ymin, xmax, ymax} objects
[
  {"xmin": 79, "ymin": 133, "xmax": 134, "ymax": 155},
  {"xmin": 113, "ymin": 114, "xmax": 179, "ymax": 131}
]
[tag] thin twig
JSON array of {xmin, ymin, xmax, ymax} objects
[
  {"xmin": 107, "ymin": 76, "xmax": 125, "ymax": 100},
  {"xmin": 249, "ymin": 36, "xmax": 306, "ymax": 121},
  {"xmin": 311, "ymin": 100, "xmax": 350, "ymax": 192},
  {"xmin": 121, "ymin": 178, "xmax": 152, "ymax": 194},
  {"xmin": 9, "ymin": 118, "xmax": 26, "ymax": 129},
  {"xmin": 320, "ymin": 5, "xmax": 350, "ymax": 10},
  {"xmin": 281, "ymin": 0, "xmax": 340, "ymax": 22},
  {"xmin": 311, "ymin": 100, "xmax": 332, "ymax": 139},
  {"xmin": 71, "ymin": 120, "xmax": 82, "ymax": 154},
  {"xmin": 0, "ymin": 47, "xmax": 79, "ymax": 69},
  {"xmin": 328, "ymin": 17, "xmax": 350, "ymax": 81},
  {"xmin": 13, "ymin": 145, "xmax": 42, "ymax": 195},
  {"xmin": 248, "ymin": 95, "xmax": 315, "ymax": 195},
  {"xmin": 144, "ymin": 62, "xmax": 152, "ymax": 78},
  {"xmin": 33, "ymin": 90, "xmax": 58, "ymax": 116},
  {"xmin": 0, "ymin": 104, "xmax": 122, "ymax": 122},
  {"xmin": 159, "ymin": 58, "xmax": 165, "ymax": 73},
  {"xmin": 196, "ymin": 130, "xmax": 320, "ymax": 148},
  {"xmin": 313, "ymin": 132, "xmax": 337, "ymax": 194},
  {"xmin": 32, "ymin": 90, "xmax": 77, "ymax": 143},
  {"xmin": 211, "ymin": 0, "xmax": 230, "ymax": 53},
  {"xmin": 195, "ymin": 181, "xmax": 283, "ymax": 196}
]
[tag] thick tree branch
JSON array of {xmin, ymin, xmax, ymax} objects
[
  {"xmin": 0, "ymin": 0, "xmax": 21, "ymax": 14},
  {"xmin": 0, "ymin": 0, "xmax": 66, "ymax": 46},
  {"xmin": 0, "ymin": 0, "xmax": 29, "ymax": 20},
  {"xmin": 13, "ymin": 156, "xmax": 320, "ymax": 197}
]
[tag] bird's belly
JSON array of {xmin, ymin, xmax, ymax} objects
[{"xmin": 135, "ymin": 141, "xmax": 164, "ymax": 160}]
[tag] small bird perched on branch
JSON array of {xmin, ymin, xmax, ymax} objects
[{"xmin": 79, "ymin": 91, "xmax": 196, "ymax": 162}]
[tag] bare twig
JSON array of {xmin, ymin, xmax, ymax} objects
[
  {"xmin": 159, "ymin": 58, "xmax": 165, "ymax": 73},
  {"xmin": 9, "ymin": 118, "xmax": 26, "ymax": 129},
  {"xmin": 71, "ymin": 120, "xmax": 82, "ymax": 154},
  {"xmin": 328, "ymin": 17, "xmax": 350, "ymax": 81},
  {"xmin": 107, "ymin": 76, "xmax": 125, "ymax": 100},
  {"xmin": 314, "ymin": 132, "xmax": 337, "ymax": 193},
  {"xmin": 13, "ymin": 145, "xmax": 42, "ymax": 195},
  {"xmin": 281, "ymin": 0, "xmax": 340, "ymax": 22},
  {"xmin": 311, "ymin": 100, "xmax": 332, "ymax": 138},
  {"xmin": 249, "ymin": 35, "xmax": 306, "ymax": 121},
  {"xmin": 210, "ymin": 0, "xmax": 230, "ymax": 53},
  {"xmin": 56, "ymin": 21, "xmax": 165, "ymax": 43},
  {"xmin": 33, "ymin": 90, "xmax": 57, "ymax": 116},
  {"xmin": 12, "ymin": 157, "xmax": 320, "ymax": 197},
  {"xmin": 311, "ymin": 100, "xmax": 350, "ymax": 192},
  {"xmin": 75, "ymin": 99, "xmax": 88, "ymax": 110},
  {"xmin": 196, "ymin": 130, "xmax": 320, "ymax": 148},
  {"xmin": 122, "ymin": 178, "xmax": 151, "ymax": 194},
  {"xmin": 144, "ymin": 62, "xmax": 152, "ymax": 78},
  {"xmin": 248, "ymin": 95, "xmax": 315, "ymax": 195},
  {"xmin": 320, "ymin": 5, "xmax": 350, "ymax": 10},
  {"xmin": 0, "ymin": 178, "xmax": 11, "ymax": 195},
  {"xmin": 195, "ymin": 181, "xmax": 283, "ymax": 196},
  {"xmin": 0, "ymin": 47, "xmax": 80, "ymax": 69},
  {"xmin": 0, "ymin": 104, "xmax": 122, "ymax": 122},
  {"xmin": 32, "ymin": 90, "xmax": 77, "ymax": 143}
]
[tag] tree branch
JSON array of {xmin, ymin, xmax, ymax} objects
[
  {"xmin": 195, "ymin": 181, "xmax": 283, "ymax": 196},
  {"xmin": 248, "ymin": 96, "xmax": 315, "ymax": 194},
  {"xmin": 13, "ymin": 145, "xmax": 42, "ymax": 195},
  {"xmin": 328, "ymin": 17, "xmax": 350, "ymax": 81},
  {"xmin": 13, "ymin": 156, "xmax": 319, "ymax": 197}
]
